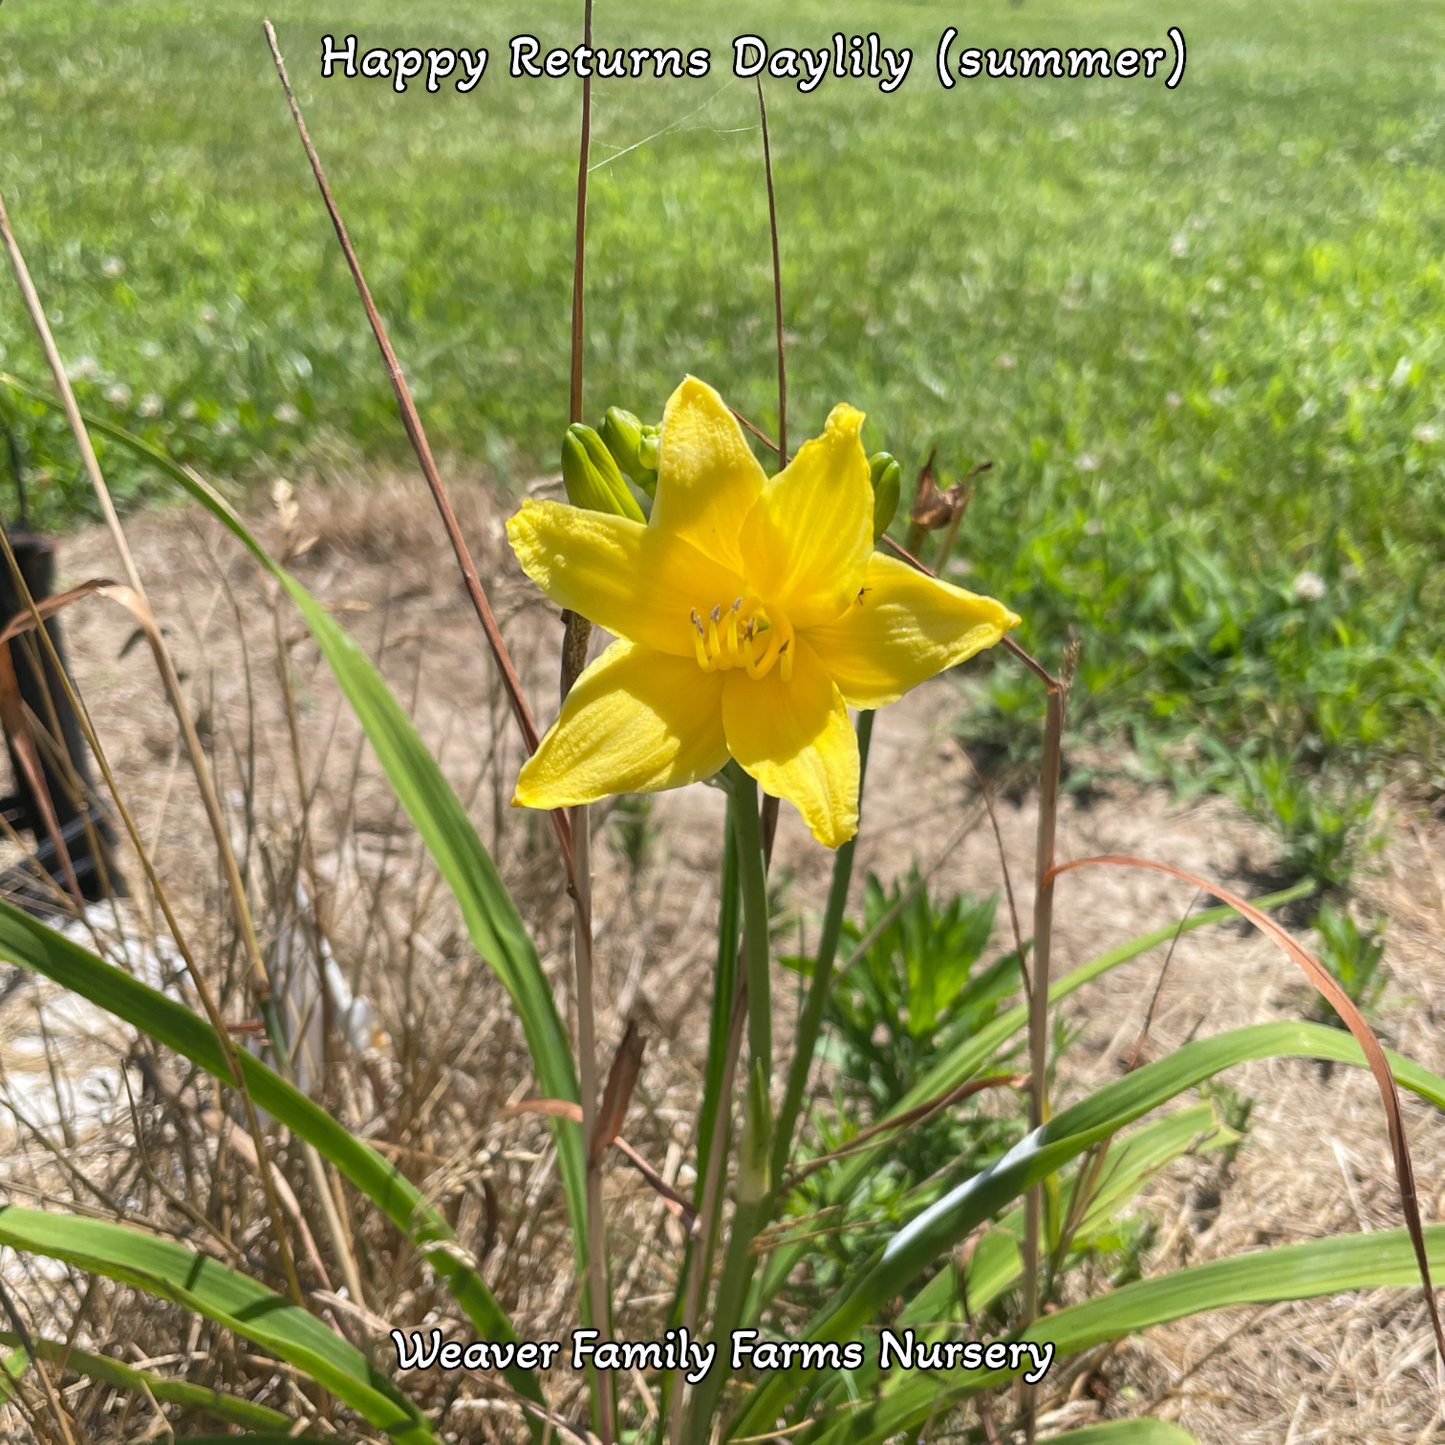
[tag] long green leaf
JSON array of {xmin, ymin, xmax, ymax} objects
[
  {"xmin": 0, "ymin": 1330, "xmax": 296, "ymax": 1433},
  {"xmin": 0, "ymin": 1205, "xmax": 430, "ymax": 1442},
  {"xmin": 754, "ymin": 882, "xmax": 1312, "ymax": 1311},
  {"xmin": 1043, "ymin": 1424, "xmax": 1198, "ymax": 1444},
  {"xmin": 0, "ymin": 896, "xmax": 545, "ymax": 1418},
  {"xmin": 810, "ymin": 1227, "xmax": 1445, "ymax": 1445},
  {"xmin": 173, "ymin": 1437, "xmax": 324, "ymax": 1444},
  {"xmin": 732, "ymin": 1020, "xmax": 1445, "ymax": 1440},
  {"xmin": 0, "ymin": 1345, "xmax": 25, "ymax": 1404},
  {"xmin": 0, "ymin": 376, "xmax": 586, "ymax": 1258},
  {"xmin": 793, "ymin": 1104, "xmax": 1232, "ymax": 1419},
  {"xmin": 905, "ymin": 1102, "xmax": 1233, "ymax": 1324}
]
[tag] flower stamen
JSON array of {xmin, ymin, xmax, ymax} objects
[
  {"xmin": 690, "ymin": 608, "xmax": 716, "ymax": 672},
  {"xmin": 691, "ymin": 600, "xmax": 793, "ymax": 680}
]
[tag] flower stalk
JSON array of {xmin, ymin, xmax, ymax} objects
[{"xmin": 771, "ymin": 708, "xmax": 874, "ymax": 1187}]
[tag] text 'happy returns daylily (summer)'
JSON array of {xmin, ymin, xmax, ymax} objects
[{"xmin": 507, "ymin": 377, "xmax": 1019, "ymax": 847}]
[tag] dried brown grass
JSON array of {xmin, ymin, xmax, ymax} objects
[{"xmin": 0, "ymin": 467, "xmax": 1437, "ymax": 1441}]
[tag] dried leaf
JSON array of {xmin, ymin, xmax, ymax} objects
[{"xmin": 590, "ymin": 1018, "xmax": 646, "ymax": 1165}]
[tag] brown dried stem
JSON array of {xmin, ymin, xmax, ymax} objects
[
  {"xmin": 260, "ymin": 20, "xmax": 576, "ymax": 877},
  {"xmin": 0, "ymin": 190, "xmax": 273, "ymax": 1009},
  {"xmin": 559, "ymin": 6, "xmax": 611, "ymax": 1442},
  {"xmin": 756, "ymin": 77, "xmax": 787, "ymax": 864},
  {"xmin": 1019, "ymin": 666, "xmax": 1066, "ymax": 1445}
]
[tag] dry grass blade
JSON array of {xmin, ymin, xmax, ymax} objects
[
  {"xmin": 0, "ymin": 580, "xmax": 118, "ymax": 645},
  {"xmin": 1049, "ymin": 852, "xmax": 1445, "ymax": 1367},
  {"xmin": 0, "ymin": 1276, "xmax": 76, "ymax": 1445},
  {"xmin": 0, "ymin": 188, "xmax": 275, "ymax": 1011},
  {"xmin": 609, "ymin": 1137, "xmax": 697, "ymax": 1233},
  {"xmin": 0, "ymin": 522, "xmax": 305, "ymax": 1308}
]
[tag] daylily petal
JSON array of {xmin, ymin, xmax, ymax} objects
[
  {"xmin": 508, "ymin": 500, "xmax": 744, "ymax": 658},
  {"xmin": 515, "ymin": 639, "xmax": 728, "ymax": 807},
  {"xmin": 651, "ymin": 376, "xmax": 768, "ymax": 575},
  {"xmin": 804, "ymin": 553, "xmax": 1020, "ymax": 708},
  {"xmin": 721, "ymin": 636, "xmax": 858, "ymax": 848},
  {"xmin": 737, "ymin": 403, "xmax": 873, "ymax": 630}
]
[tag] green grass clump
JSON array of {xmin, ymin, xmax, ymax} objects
[{"xmin": 2, "ymin": 0, "xmax": 1442, "ymax": 806}]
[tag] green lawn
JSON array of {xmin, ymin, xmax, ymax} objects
[{"xmin": 3, "ymin": 1, "xmax": 1444, "ymax": 846}]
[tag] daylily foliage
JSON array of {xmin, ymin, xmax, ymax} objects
[{"xmin": 508, "ymin": 378, "xmax": 1018, "ymax": 847}]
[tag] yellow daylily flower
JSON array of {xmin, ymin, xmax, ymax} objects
[{"xmin": 507, "ymin": 377, "xmax": 1019, "ymax": 849}]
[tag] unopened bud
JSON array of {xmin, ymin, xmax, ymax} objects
[
  {"xmin": 600, "ymin": 406, "xmax": 660, "ymax": 498},
  {"xmin": 561, "ymin": 424, "xmax": 646, "ymax": 522},
  {"xmin": 737, "ymin": 1058, "xmax": 773, "ymax": 1205},
  {"xmin": 868, "ymin": 452, "xmax": 901, "ymax": 541}
]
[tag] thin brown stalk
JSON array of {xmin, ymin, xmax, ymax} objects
[
  {"xmin": 1051, "ymin": 901, "xmax": 1198, "ymax": 1281},
  {"xmin": 756, "ymin": 76, "xmax": 786, "ymax": 863},
  {"xmin": 757, "ymin": 78, "xmax": 787, "ymax": 469},
  {"xmin": 570, "ymin": 10, "xmax": 593, "ymax": 429},
  {"xmin": 782, "ymin": 1073, "xmax": 1025, "ymax": 1190},
  {"xmin": 958, "ymin": 742, "xmax": 1029, "ymax": 1000},
  {"xmin": 728, "ymin": 407, "xmax": 780, "ymax": 454},
  {"xmin": 1122, "ymin": 890, "xmax": 1200, "ymax": 1074},
  {"xmin": 1021, "ymin": 670, "xmax": 1065, "ymax": 1445},
  {"xmin": 54, "ymin": 1277, "xmax": 96, "ymax": 1381},
  {"xmin": 557, "ymin": 6, "xmax": 610, "ymax": 1441},
  {"xmin": 269, "ymin": 595, "xmax": 369, "ymax": 1313},
  {"xmin": 260, "ymin": 21, "xmax": 576, "ymax": 878}
]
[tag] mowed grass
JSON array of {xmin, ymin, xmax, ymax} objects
[{"xmin": 2, "ymin": 0, "xmax": 1444, "ymax": 845}]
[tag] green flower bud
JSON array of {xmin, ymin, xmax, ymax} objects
[
  {"xmin": 737, "ymin": 1058, "xmax": 773, "ymax": 1205},
  {"xmin": 600, "ymin": 406, "xmax": 660, "ymax": 498},
  {"xmin": 637, "ymin": 426, "xmax": 659, "ymax": 472},
  {"xmin": 561, "ymin": 423, "xmax": 646, "ymax": 522},
  {"xmin": 868, "ymin": 452, "xmax": 901, "ymax": 541}
]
